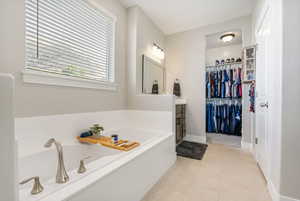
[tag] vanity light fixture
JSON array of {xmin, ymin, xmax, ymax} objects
[
  {"xmin": 220, "ymin": 33, "xmax": 235, "ymax": 43},
  {"xmin": 152, "ymin": 43, "xmax": 165, "ymax": 60}
]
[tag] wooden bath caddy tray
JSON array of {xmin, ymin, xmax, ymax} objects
[{"xmin": 76, "ymin": 136, "xmax": 140, "ymax": 152}]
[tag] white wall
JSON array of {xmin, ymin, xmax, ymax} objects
[
  {"xmin": 165, "ymin": 16, "xmax": 252, "ymax": 141},
  {"xmin": 253, "ymin": 0, "xmax": 300, "ymax": 200},
  {"xmin": 252, "ymin": 0, "xmax": 300, "ymax": 201},
  {"xmin": 205, "ymin": 44, "xmax": 243, "ymax": 66},
  {"xmin": 280, "ymin": 0, "xmax": 300, "ymax": 200},
  {"xmin": 0, "ymin": 0, "xmax": 128, "ymax": 118},
  {"xmin": 127, "ymin": 6, "xmax": 174, "ymax": 111},
  {"xmin": 0, "ymin": 75, "xmax": 17, "ymax": 201}
]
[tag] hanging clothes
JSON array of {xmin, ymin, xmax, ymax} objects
[
  {"xmin": 237, "ymin": 68, "xmax": 243, "ymax": 98},
  {"xmin": 249, "ymin": 83, "xmax": 255, "ymax": 113},
  {"xmin": 206, "ymin": 102, "xmax": 242, "ymax": 136},
  {"xmin": 205, "ymin": 66, "xmax": 243, "ymax": 99},
  {"xmin": 206, "ymin": 64, "xmax": 243, "ymax": 136}
]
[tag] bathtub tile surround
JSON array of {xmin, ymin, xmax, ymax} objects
[{"xmin": 16, "ymin": 110, "xmax": 176, "ymax": 201}]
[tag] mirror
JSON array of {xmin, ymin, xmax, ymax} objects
[{"xmin": 142, "ymin": 55, "xmax": 165, "ymax": 94}]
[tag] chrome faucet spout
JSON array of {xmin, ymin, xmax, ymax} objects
[{"xmin": 44, "ymin": 138, "xmax": 69, "ymax": 183}]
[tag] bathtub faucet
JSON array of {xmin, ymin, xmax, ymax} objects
[{"xmin": 44, "ymin": 138, "xmax": 69, "ymax": 184}]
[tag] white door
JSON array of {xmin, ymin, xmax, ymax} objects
[{"xmin": 255, "ymin": 7, "xmax": 271, "ymax": 179}]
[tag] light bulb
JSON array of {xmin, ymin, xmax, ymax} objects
[
  {"xmin": 152, "ymin": 44, "xmax": 165, "ymax": 60},
  {"xmin": 220, "ymin": 33, "xmax": 235, "ymax": 43},
  {"xmin": 159, "ymin": 50, "xmax": 165, "ymax": 60}
]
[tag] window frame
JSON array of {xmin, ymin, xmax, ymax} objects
[{"xmin": 23, "ymin": 0, "xmax": 118, "ymax": 91}]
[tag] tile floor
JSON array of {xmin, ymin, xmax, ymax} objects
[
  {"xmin": 142, "ymin": 143, "xmax": 272, "ymax": 201},
  {"xmin": 207, "ymin": 133, "xmax": 242, "ymax": 148}
]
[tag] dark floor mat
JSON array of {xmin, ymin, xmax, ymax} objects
[{"xmin": 176, "ymin": 141, "xmax": 208, "ymax": 160}]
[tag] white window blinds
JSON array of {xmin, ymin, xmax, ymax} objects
[{"xmin": 25, "ymin": 0, "xmax": 115, "ymax": 82}]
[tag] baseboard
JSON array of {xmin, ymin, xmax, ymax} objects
[
  {"xmin": 241, "ymin": 141, "xmax": 254, "ymax": 153},
  {"xmin": 281, "ymin": 195, "xmax": 300, "ymax": 201},
  {"xmin": 268, "ymin": 181, "xmax": 280, "ymax": 201},
  {"xmin": 268, "ymin": 181, "xmax": 300, "ymax": 201},
  {"xmin": 184, "ymin": 134, "xmax": 207, "ymax": 144}
]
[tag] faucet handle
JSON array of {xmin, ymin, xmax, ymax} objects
[
  {"xmin": 20, "ymin": 177, "xmax": 44, "ymax": 195},
  {"xmin": 78, "ymin": 156, "xmax": 90, "ymax": 174}
]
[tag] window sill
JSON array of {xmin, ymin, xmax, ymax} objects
[{"xmin": 22, "ymin": 70, "xmax": 118, "ymax": 91}]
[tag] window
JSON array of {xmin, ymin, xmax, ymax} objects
[{"xmin": 24, "ymin": 0, "xmax": 117, "ymax": 90}]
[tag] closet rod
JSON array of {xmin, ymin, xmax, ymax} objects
[
  {"xmin": 206, "ymin": 97, "xmax": 242, "ymax": 100},
  {"xmin": 206, "ymin": 62, "xmax": 242, "ymax": 68}
]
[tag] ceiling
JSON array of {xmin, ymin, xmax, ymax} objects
[
  {"xmin": 206, "ymin": 30, "xmax": 242, "ymax": 49},
  {"xmin": 119, "ymin": 0, "xmax": 256, "ymax": 35}
]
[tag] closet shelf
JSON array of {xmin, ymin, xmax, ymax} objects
[{"xmin": 206, "ymin": 62, "xmax": 242, "ymax": 68}]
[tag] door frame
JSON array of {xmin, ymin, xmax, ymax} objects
[{"xmin": 254, "ymin": 2, "xmax": 271, "ymax": 180}]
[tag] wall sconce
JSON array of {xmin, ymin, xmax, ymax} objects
[{"xmin": 152, "ymin": 43, "xmax": 165, "ymax": 60}]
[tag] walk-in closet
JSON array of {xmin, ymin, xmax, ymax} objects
[{"xmin": 205, "ymin": 30, "xmax": 244, "ymax": 147}]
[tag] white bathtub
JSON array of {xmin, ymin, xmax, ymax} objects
[{"xmin": 19, "ymin": 128, "xmax": 175, "ymax": 201}]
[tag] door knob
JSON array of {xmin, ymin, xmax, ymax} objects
[{"xmin": 260, "ymin": 102, "xmax": 269, "ymax": 108}]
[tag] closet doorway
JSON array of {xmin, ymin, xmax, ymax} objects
[{"xmin": 205, "ymin": 30, "xmax": 244, "ymax": 148}]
